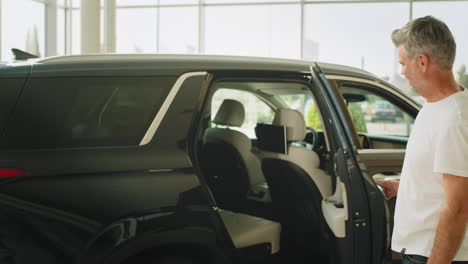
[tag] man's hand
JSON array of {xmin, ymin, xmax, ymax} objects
[{"xmin": 377, "ymin": 180, "xmax": 400, "ymax": 200}]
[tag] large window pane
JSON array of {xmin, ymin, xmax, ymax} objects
[
  {"xmin": 116, "ymin": 8, "xmax": 158, "ymax": 53},
  {"xmin": 116, "ymin": 0, "xmax": 157, "ymax": 7},
  {"xmin": 159, "ymin": 7, "xmax": 198, "ymax": 53},
  {"xmin": 101, "ymin": 7, "xmax": 105, "ymax": 52},
  {"xmin": 1, "ymin": 0, "xmax": 45, "ymax": 60},
  {"xmin": 72, "ymin": 0, "xmax": 80, "ymax": 8},
  {"xmin": 71, "ymin": 8, "xmax": 81, "ymax": 54},
  {"xmin": 413, "ymin": 2, "xmax": 468, "ymax": 86},
  {"xmin": 304, "ymin": 3, "xmax": 408, "ymax": 82},
  {"xmin": 159, "ymin": 0, "xmax": 198, "ymax": 4},
  {"xmin": 205, "ymin": 4, "xmax": 301, "ymax": 59},
  {"xmin": 305, "ymin": 0, "xmax": 373, "ymax": 1},
  {"xmin": 205, "ymin": 0, "xmax": 296, "ymax": 3},
  {"xmin": 57, "ymin": 8, "xmax": 66, "ymax": 55}
]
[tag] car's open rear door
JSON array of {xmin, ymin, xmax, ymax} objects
[{"xmin": 310, "ymin": 63, "xmax": 388, "ymax": 264}]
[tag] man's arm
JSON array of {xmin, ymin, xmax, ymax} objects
[{"xmin": 428, "ymin": 173, "xmax": 468, "ymax": 264}]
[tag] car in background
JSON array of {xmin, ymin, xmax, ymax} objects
[
  {"xmin": 371, "ymin": 101, "xmax": 397, "ymax": 122},
  {"xmin": 0, "ymin": 54, "xmax": 421, "ymax": 264}
]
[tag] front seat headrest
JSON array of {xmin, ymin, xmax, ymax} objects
[
  {"xmin": 273, "ymin": 108, "xmax": 306, "ymax": 141},
  {"xmin": 213, "ymin": 99, "xmax": 245, "ymax": 127}
]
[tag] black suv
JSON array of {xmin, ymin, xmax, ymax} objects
[{"xmin": 0, "ymin": 55, "xmax": 420, "ymax": 264}]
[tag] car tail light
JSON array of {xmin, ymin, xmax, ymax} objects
[{"xmin": 0, "ymin": 168, "xmax": 28, "ymax": 179}]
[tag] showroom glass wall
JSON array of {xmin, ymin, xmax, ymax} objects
[
  {"xmin": 0, "ymin": 0, "xmax": 468, "ymax": 90},
  {"xmin": 0, "ymin": 0, "xmax": 45, "ymax": 60}
]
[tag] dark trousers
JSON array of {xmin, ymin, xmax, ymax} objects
[{"xmin": 401, "ymin": 248, "xmax": 468, "ymax": 264}]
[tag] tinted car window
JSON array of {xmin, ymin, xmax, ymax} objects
[
  {"xmin": 0, "ymin": 79, "xmax": 25, "ymax": 134},
  {"xmin": 0, "ymin": 76, "xmax": 175, "ymax": 149}
]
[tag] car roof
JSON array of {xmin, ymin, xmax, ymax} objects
[
  {"xmin": 35, "ymin": 54, "xmax": 311, "ymax": 72},
  {"xmin": 31, "ymin": 54, "xmax": 378, "ymax": 79},
  {"xmin": 317, "ymin": 62, "xmax": 378, "ymax": 80}
]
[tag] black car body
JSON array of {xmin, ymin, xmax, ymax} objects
[{"xmin": 0, "ymin": 55, "xmax": 420, "ymax": 264}]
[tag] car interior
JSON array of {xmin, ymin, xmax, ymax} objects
[
  {"xmin": 332, "ymin": 79, "xmax": 420, "ymax": 264},
  {"xmin": 332, "ymin": 80, "xmax": 413, "ymax": 181},
  {"xmin": 195, "ymin": 79, "xmax": 344, "ymax": 263}
]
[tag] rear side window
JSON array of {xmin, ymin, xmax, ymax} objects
[
  {"xmin": 0, "ymin": 79, "xmax": 25, "ymax": 134},
  {"xmin": 211, "ymin": 88, "xmax": 274, "ymax": 138},
  {"xmin": 0, "ymin": 76, "xmax": 176, "ymax": 149}
]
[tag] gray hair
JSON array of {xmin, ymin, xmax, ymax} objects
[{"xmin": 392, "ymin": 16, "xmax": 456, "ymax": 70}]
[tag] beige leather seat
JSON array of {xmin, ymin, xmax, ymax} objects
[
  {"xmin": 219, "ymin": 210, "xmax": 281, "ymax": 254},
  {"xmin": 201, "ymin": 99, "xmax": 265, "ymax": 211},
  {"xmin": 257, "ymin": 108, "xmax": 331, "ymax": 254},
  {"xmin": 260, "ymin": 109, "xmax": 331, "ymax": 198}
]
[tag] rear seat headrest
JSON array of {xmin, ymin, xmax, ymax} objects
[
  {"xmin": 213, "ymin": 99, "xmax": 245, "ymax": 127},
  {"xmin": 273, "ymin": 108, "xmax": 306, "ymax": 141}
]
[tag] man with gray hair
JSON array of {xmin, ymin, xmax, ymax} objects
[{"xmin": 378, "ymin": 16, "xmax": 468, "ymax": 264}]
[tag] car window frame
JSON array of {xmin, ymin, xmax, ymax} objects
[
  {"xmin": 203, "ymin": 74, "xmax": 334, "ymax": 152},
  {"xmin": 324, "ymin": 75, "xmax": 421, "ymax": 149},
  {"xmin": 341, "ymin": 85, "xmax": 413, "ymax": 137}
]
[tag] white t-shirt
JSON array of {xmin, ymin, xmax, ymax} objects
[{"xmin": 392, "ymin": 89, "xmax": 468, "ymax": 260}]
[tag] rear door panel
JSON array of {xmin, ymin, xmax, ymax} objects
[
  {"xmin": 312, "ymin": 64, "xmax": 385, "ymax": 264},
  {"xmin": 318, "ymin": 71, "xmax": 421, "ymax": 264},
  {"xmin": 358, "ymin": 149, "xmax": 405, "ymax": 177},
  {"xmin": 0, "ymin": 67, "xmax": 215, "ymax": 263},
  {"xmin": 0, "ymin": 64, "xmax": 31, "ymax": 134},
  {"xmin": 368, "ymin": 136, "xmax": 407, "ymax": 149}
]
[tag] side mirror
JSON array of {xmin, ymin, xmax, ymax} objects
[{"xmin": 342, "ymin": 93, "xmax": 366, "ymax": 105}]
